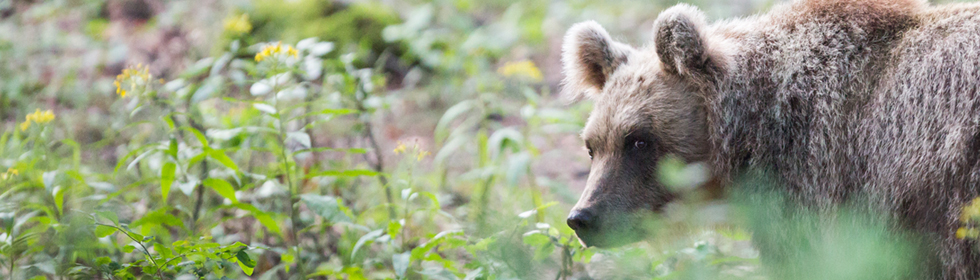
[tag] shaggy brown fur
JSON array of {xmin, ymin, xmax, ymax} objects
[{"xmin": 562, "ymin": 0, "xmax": 980, "ymax": 278}]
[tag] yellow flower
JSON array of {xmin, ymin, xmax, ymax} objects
[
  {"xmin": 255, "ymin": 42, "xmax": 299, "ymax": 63},
  {"xmin": 114, "ymin": 63, "xmax": 152, "ymax": 98},
  {"xmin": 1, "ymin": 168, "xmax": 17, "ymax": 180},
  {"xmin": 223, "ymin": 14, "xmax": 252, "ymax": 35},
  {"xmin": 393, "ymin": 143, "xmax": 407, "ymax": 155},
  {"xmin": 961, "ymin": 197, "xmax": 980, "ymax": 223},
  {"xmin": 393, "ymin": 141, "xmax": 429, "ymax": 161},
  {"xmin": 498, "ymin": 60, "xmax": 543, "ymax": 82},
  {"xmin": 957, "ymin": 227, "xmax": 980, "ymax": 240},
  {"xmin": 20, "ymin": 109, "xmax": 55, "ymax": 131},
  {"xmin": 416, "ymin": 150, "xmax": 430, "ymax": 161}
]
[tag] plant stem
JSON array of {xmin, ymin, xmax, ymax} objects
[
  {"xmin": 356, "ymin": 100, "xmax": 395, "ymax": 220},
  {"xmin": 272, "ymin": 78, "xmax": 305, "ymax": 277},
  {"xmin": 191, "ymin": 161, "xmax": 208, "ymax": 224},
  {"xmin": 95, "ymin": 223, "xmax": 164, "ymax": 279}
]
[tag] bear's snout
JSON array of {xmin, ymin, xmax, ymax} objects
[{"xmin": 566, "ymin": 209, "xmax": 598, "ymax": 232}]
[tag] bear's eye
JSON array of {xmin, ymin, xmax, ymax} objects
[
  {"xmin": 625, "ymin": 134, "xmax": 651, "ymax": 152},
  {"xmin": 633, "ymin": 140, "xmax": 648, "ymax": 150},
  {"xmin": 587, "ymin": 148, "xmax": 594, "ymax": 159}
]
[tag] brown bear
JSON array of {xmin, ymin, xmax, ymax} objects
[{"xmin": 561, "ymin": 0, "xmax": 980, "ymax": 279}]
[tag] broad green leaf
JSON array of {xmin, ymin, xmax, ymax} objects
[
  {"xmin": 53, "ymin": 186, "xmax": 65, "ymax": 215},
  {"xmin": 388, "ymin": 219, "xmax": 404, "ymax": 240},
  {"xmin": 487, "ymin": 127, "xmax": 524, "ymax": 160},
  {"xmin": 282, "ymin": 251, "xmax": 295, "ymax": 273},
  {"xmin": 180, "ymin": 126, "xmax": 209, "ymax": 148},
  {"xmin": 160, "ymin": 162, "xmax": 176, "ymax": 203},
  {"xmin": 154, "ymin": 243, "xmax": 173, "ymax": 260},
  {"xmin": 236, "ymin": 250, "xmax": 256, "ymax": 276},
  {"xmin": 533, "ymin": 242, "xmax": 554, "ymax": 261},
  {"xmin": 234, "ymin": 203, "xmax": 282, "ymax": 235},
  {"xmin": 191, "ymin": 76, "xmax": 224, "ymax": 103},
  {"xmin": 505, "ymin": 152, "xmax": 531, "ymax": 187},
  {"xmin": 393, "ymin": 252, "xmax": 410, "ymax": 278},
  {"xmin": 435, "ymin": 100, "xmax": 475, "ymax": 143},
  {"xmin": 206, "ymin": 148, "xmax": 239, "ymax": 172},
  {"xmin": 131, "ymin": 208, "xmax": 184, "ymax": 229},
  {"xmin": 203, "ymin": 178, "xmax": 238, "ymax": 203},
  {"xmin": 180, "ymin": 57, "xmax": 214, "ymax": 78},
  {"xmin": 286, "ymin": 132, "xmax": 312, "ymax": 150},
  {"xmin": 411, "ymin": 230, "xmax": 463, "ymax": 260},
  {"xmin": 300, "ymin": 194, "xmax": 351, "ymax": 224},
  {"xmin": 94, "ymin": 225, "xmax": 117, "ymax": 238},
  {"xmin": 96, "ymin": 211, "xmax": 119, "ymax": 225},
  {"xmin": 351, "ymin": 229, "xmax": 384, "ymax": 260},
  {"xmin": 166, "ymin": 137, "xmax": 178, "ymax": 158},
  {"xmin": 522, "ymin": 231, "xmax": 550, "ymax": 246},
  {"xmin": 253, "ymin": 103, "xmax": 277, "ymax": 115},
  {"xmin": 163, "ymin": 114, "xmax": 175, "ymax": 130}
]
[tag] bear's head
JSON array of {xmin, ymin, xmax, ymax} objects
[{"xmin": 562, "ymin": 4, "xmax": 730, "ymax": 247}]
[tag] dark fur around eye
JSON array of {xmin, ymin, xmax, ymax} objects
[{"xmin": 625, "ymin": 133, "xmax": 656, "ymax": 153}]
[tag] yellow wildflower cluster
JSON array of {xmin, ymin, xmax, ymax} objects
[
  {"xmin": 1, "ymin": 168, "xmax": 18, "ymax": 181},
  {"xmin": 223, "ymin": 14, "xmax": 252, "ymax": 35},
  {"xmin": 114, "ymin": 63, "xmax": 152, "ymax": 97},
  {"xmin": 20, "ymin": 109, "xmax": 55, "ymax": 131},
  {"xmin": 255, "ymin": 42, "xmax": 299, "ymax": 62},
  {"xmin": 498, "ymin": 60, "xmax": 543, "ymax": 82},
  {"xmin": 957, "ymin": 197, "xmax": 980, "ymax": 239},
  {"xmin": 393, "ymin": 141, "xmax": 430, "ymax": 161}
]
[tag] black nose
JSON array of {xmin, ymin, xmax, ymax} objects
[{"xmin": 567, "ymin": 210, "xmax": 596, "ymax": 231}]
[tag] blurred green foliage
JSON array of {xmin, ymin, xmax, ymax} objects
[{"xmin": 0, "ymin": 0, "xmax": 973, "ymax": 279}]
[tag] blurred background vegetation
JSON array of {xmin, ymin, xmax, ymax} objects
[{"xmin": 0, "ymin": 0, "xmax": 972, "ymax": 279}]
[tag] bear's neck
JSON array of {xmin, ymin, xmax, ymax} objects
[{"xmin": 703, "ymin": 2, "xmax": 916, "ymax": 196}]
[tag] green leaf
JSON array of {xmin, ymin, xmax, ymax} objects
[
  {"xmin": 113, "ymin": 145, "xmax": 154, "ymax": 174},
  {"xmin": 203, "ymin": 178, "xmax": 238, "ymax": 203},
  {"xmin": 154, "ymin": 243, "xmax": 173, "ymax": 260},
  {"xmin": 253, "ymin": 103, "xmax": 277, "ymax": 115},
  {"xmin": 301, "ymin": 194, "xmax": 352, "ymax": 224},
  {"xmin": 53, "ymin": 186, "xmax": 65, "ymax": 215},
  {"xmin": 206, "ymin": 148, "xmax": 239, "ymax": 172},
  {"xmin": 487, "ymin": 127, "xmax": 524, "ymax": 160},
  {"xmin": 393, "ymin": 252, "xmax": 410, "ymax": 278},
  {"xmin": 522, "ymin": 231, "xmax": 550, "ymax": 246},
  {"xmin": 162, "ymin": 114, "xmax": 176, "ymax": 131},
  {"xmin": 505, "ymin": 152, "xmax": 531, "ymax": 187},
  {"xmin": 167, "ymin": 137, "xmax": 178, "ymax": 158},
  {"xmin": 96, "ymin": 211, "xmax": 119, "ymax": 225},
  {"xmin": 234, "ymin": 203, "xmax": 282, "ymax": 235},
  {"xmin": 95, "ymin": 225, "xmax": 117, "ymax": 238},
  {"xmin": 236, "ymin": 250, "xmax": 256, "ymax": 276},
  {"xmin": 388, "ymin": 219, "xmax": 404, "ymax": 240},
  {"xmin": 435, "ymin": 100, "xmax": 475, "ymax": 143},
  {"xmin": 191, "ymin": 76, "xmax": 224, "ymax": 103},
  {"xmin": 160, "ymin": 162, "xmax": 176, "ymax": 203},
  {"xmin": 282, "ymin": 252, "xmax": 295, "ymax": 273},
  {"xmin": 180, "ymin": 57, "xmax": 214, "ymax": 78},
  {"xmin": 351, "ymin": 229, "xmax": 384, "ymax": 261},
  {"xmin": 180, "ymin": 126, "xmax": 209, "ymax": 148}
]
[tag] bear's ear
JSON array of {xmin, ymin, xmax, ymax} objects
[
  {"xmin": 562, "ymin": 21, "xmax": 635, "ymax": 99},
  {"xmin": 653, "ymin": 4, "xmax": 725, "ymax": 81}
]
